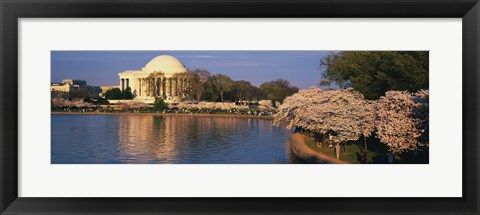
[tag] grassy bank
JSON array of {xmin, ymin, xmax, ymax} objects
[
  {"xmin": 303, "ymin": 134, "xmax": 429, "ymax": 164},
  {"xmin": 303, "ymin": 134, "xmax": 380, "ymax": 164}
]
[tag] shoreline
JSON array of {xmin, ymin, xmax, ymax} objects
[
  {"xmin": 51, "ymin": 111, "xmax": 274, "ymax": 120},
  {"xmin": 290, "ymin": 133, "xmax": 349, "ymax": 164}
]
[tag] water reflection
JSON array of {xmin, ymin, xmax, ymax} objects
[
  {"xmin": 52, "ymin": 114, "xmax": 297, "ymax": 164},
  {"xmin": 117, "ymin": 115, "xmax": 178, "ymax": 163}
]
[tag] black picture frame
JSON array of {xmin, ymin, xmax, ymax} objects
[{"xmin": 1, "ymin": 0, "xmax": 479, "ymax": 214}]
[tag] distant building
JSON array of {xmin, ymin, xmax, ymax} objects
[
  {"xmin": 62, "ymin": 79, "xmax": 87, "ymax": 89},
  {"xmin": 51, "ymin": 79, "xmax": 103, "ymax": 98},
  {"xmin": 50, "ymin": 83, "xmax": 72, "ymax": 92},
  {"xmin": 99, "ymin": 85, "xmax": 119, "ymax": 97},
  {"xmin": 87, "ymin": 85, "xmax": 101, "ymax": 96},
  {"xmin": 51, "ymin": 79, "xmax": 89, "ymax": 93}
]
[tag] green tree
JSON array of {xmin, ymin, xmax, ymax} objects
[
  {"xmin": 248, "ymin": 85, "xmax": 267, "ymax": 101},
  {"xmin": 212, "ymin": 74, "xmax": 234, "ymax": 102},
  {"xmin": 152, "ymin": 98, "xmax": 167, "ymax": 111},
  {"xmin": 92, "ymin": 98, "xmax": 110, "ymax": 105},
  {"xmin": 121, "ymin": 87, "xmax": 133, "ymax": 99},
  {"xmin": 104, "ymin": 88, "xmax": 122, "ymax": 100},
  {"xmin": 319, "ymin": 51, "xmax": 429, "ymax": 100},
  {"xmin": 259, "ymin": 79, "xmax": 299, "ymax": 104},
  {"xmin": 201, "ymin": 77, "xmax": 218, "ymax": 102},
  {"xmin": 232, "ymin": 80, "xmax": 253, "ymax": 102}
]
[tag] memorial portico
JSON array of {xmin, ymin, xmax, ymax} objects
[{"xmin": 118, "ymin": 55, "xmax": 191, "ymax": 103}]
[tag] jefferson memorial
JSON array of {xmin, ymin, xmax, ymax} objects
[{"xmin": 118, "ymin": 55, "xmax": 191, "ymax": 103}]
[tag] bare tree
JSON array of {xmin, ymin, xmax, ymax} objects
[
  {"xmin": 212, "ymin": 74, "xmax": 234, "ymax": 102},
  {"xmin": 188, "ymin": 69, "xmax": 211, "ymax": 101}
]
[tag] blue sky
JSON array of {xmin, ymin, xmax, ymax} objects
[{"xmin": 51, "ymin": 51, "xmax": 331, "ymax": 89}]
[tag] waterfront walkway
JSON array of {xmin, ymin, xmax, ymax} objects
[{"xmin": 290, "ymin": 133, "xmax": 349, "ymax": 164}]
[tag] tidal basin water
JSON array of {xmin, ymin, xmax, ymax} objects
[{"xmin": 51, "ymin": 114, "xmax": 298, "ymax": 164}]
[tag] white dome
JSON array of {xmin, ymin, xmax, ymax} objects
[{"xmin": 142, "ymin": 55, "xmax": 187, "ymax": 75}]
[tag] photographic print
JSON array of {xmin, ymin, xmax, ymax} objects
[{"xmin": 51, "ymin": 51, "xmax": 429, "ymax": 164}]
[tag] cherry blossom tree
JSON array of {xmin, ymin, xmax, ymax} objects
[
  {"xmin": 72, "ymin": 99, "xmax": 88, "ymax": 111},
  {"xmin": 130, "ymin": 101, "xmax": 150, "ymax": 111},
  {"xmin": 51, "ymin": 98, "xmax": 84, "ymax": 111},
  {"xmin": 52, "ymin": 98, "xmax": 66, "ymax": 109},
  {"xmin": 258, "ymin": 100, "xmax": 275, "ymax": 111},
  {"xmin": 176, "ymin": 102, "xmax": 193, "ymax": 111},
  {"xmin": 198, "ymin": 102, "xmax": 216, "ymax": 111},
  {"xmin": 359, "ymin": 100, "xmax": 376, "ymax": 151},
  {"xmin": 274, "ymin": 87, "xmax": 369, "ymax": 159},
  {"xmin": 117, "ymin": 101, "xmax": 149, "ymax": 112},
  {"xmin": 172, "ymin": 102, "xmax": 249, "ymax": 113},
  {"xmin": 374, "ymin": 90, "xmax": 428, "ymax": 154},
  {"xmin": 414, "ymin": 89, "xmax": 429, "ymax": 144}
]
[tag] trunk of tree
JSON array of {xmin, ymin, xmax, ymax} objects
[
  {"xmin": 364, "ymin": 137, "xmax": 368, "ymax": 151},
  {"xmin": 335, "ymin": 143, "xmax": 341, "ymax": 159},
  {"xmin": 196, "ymin": 93, "xmax": 201, "ymax": 102},
  {"xmin": 363, "ymin": 136, "xmax": 368, "ymax": 164}
]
